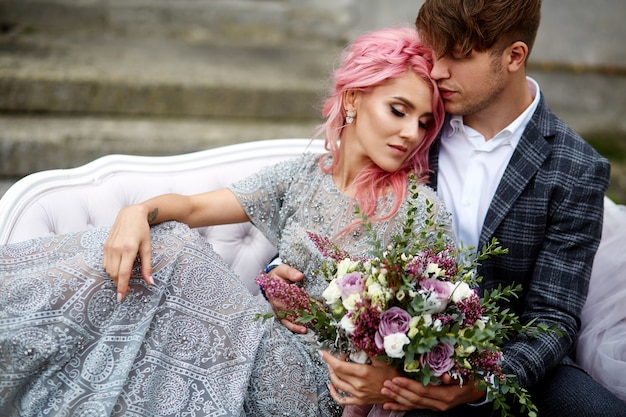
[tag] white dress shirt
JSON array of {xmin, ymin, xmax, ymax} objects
[{"xmin": 437, "ymin": 77, "xmax": 541, "ymax": 250}]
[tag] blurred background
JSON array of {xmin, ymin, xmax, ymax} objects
[{"xmin": 0, "ymin": 0, "xmax": 625, "ymax": 202}]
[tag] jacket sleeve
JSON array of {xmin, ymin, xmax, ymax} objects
[{"xmin": 499, "ymin": 155, "xmax": 610, "ymax": 388}]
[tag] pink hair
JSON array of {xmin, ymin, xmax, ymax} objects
[{"xmin": 316, "ymin": 27, "xmax": 445, "ymax": 225}]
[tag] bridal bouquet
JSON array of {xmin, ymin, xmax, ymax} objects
[{"xmin": 257, "ymin": 184, "xmax": 553, "ymax": 417}]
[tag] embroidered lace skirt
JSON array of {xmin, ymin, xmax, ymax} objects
[{"xmin": 0, "ymin": 222, "xmax": 340, "ymax": 417}]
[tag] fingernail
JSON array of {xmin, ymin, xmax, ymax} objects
[
  {"xmin": 117, "ymin": 292, "xmax": 123, "ymax": 303},
  {"xmin": 147, "ymin": 275, "xmax": 155, "ymax": 286}
]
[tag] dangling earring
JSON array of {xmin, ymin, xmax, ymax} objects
[{"xmin": 345, "ymin": 110, "xmax": 355, "ymax": 124}]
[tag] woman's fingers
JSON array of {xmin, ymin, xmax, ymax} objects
[{"xmin": 102, "ymin": 206, "xmax": 153, "ymax": 302}]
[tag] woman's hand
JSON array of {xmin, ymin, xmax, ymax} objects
[
  {"xmin": 103, "ymin": 204, "xmax": 155, "ymax": 301},
  {"xmin": 266, "ymin": 264, "xmax": 307, "ymax": 333},
  {"xmin": 320, "ymin": 350, "xmax": 401, "ymax": 405}
]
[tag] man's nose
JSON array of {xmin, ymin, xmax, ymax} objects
[{"xmin": 430, "ymin": 59, "xmax": 448, "ymax": 80}]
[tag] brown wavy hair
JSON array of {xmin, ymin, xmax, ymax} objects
[{"xmin": 415, "ymin": 0, "xmax": 542, "ymax": 60}]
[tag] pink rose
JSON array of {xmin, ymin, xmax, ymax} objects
[
  {"xmin": 421, "ymin": 278, "xmax": 452, "ymax": 300},
  {"xmin": 336, "ymin": 272, "xmax": 365, "ymax": 298},
  {"xmin": 421, "ymin": 278, "xmax": 453, "ymax": 314},
  {"xmin": 375, "ymin": 307, "xmax": 411, "ymax": 350},
  {"xmin": 420, "ymin": 342, "xmax": 454, "ymax": 377}
]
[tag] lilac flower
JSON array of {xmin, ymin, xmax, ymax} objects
[
  {"xmin": 456, "ymin": 293, "xmax": 484, "ymax": 328},
  {"xmin": 420, "ymin": 342, "xmax": 454, "ymax": 377},
  {"xmin": 406, "ymin": 247, "xmax": 458, "ymax": 282},
  {"xmin": 255, "ymin": 272, "xmax": 311, "ymax": 317},
  {"xmin": 351, "ymin": 301, "xmax": 383, "ymax": 357},
  {"xmin": 375, "ymin": 306, "xmax": 411, "ymax": 350}
]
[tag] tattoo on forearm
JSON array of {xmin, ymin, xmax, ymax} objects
[{"xmin": 147, "ymin": 208, "xmax": 158, "ymax": 224}]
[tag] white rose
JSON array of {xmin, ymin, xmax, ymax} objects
[
  {"xmin": 383, "ymin": 333, "xmax": 410, "ymax": 358},
  {"xmin": 433, "ymin": 318, "xmax": 443, "ymax": 331},
  {"xmin": 450, "ymin": 282, "xmax": 474, "ymax": 303},
  {"xmin": 475, "ymin": 318, "xmax": 487, "ymax": 330},
  {"xmin": 337, "ymin": 259, "xmax": 360, "ymax": 277},
  {"xmin": 367, "ymin": 282, "xmax": 384, "ymax": 298},
  {"xmin": 349, "ymin": 350, "xmax": 369, "ymax": 364},
  {"xmin": 322, "ymin": 280, "xmax": 342, "ymax": 305},
  {"xmin": 340, "ymin": 315, "xmax": 355, "ymax": 335},
  {"xmin": 425, "ymin": 262, "xmax": 443, "ymax": 277},
  {"xmin": 342, "ymin": 293, "xmax": 362, "ymax": 312},
  {"xmin": 455, "ymin": 344, "xmax": 476, "ymax": 357},
  {"xmin": 422, "ymin": 291, "xmax": 445, "ymax": 314},
  {"xmin": 377, "ymin": 273, "xmax": 388, "ymax": 286}
]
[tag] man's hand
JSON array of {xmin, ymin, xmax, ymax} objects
[
  {"xmin": 321, "ymin": 349, "xmax": 486, "ymax": 411},
  {"xmin": 265, "ymin": 263, "xmax": 306, "ymax": 333},
  {"xmin": 380, "ymin": 374, "xmax": 486, "ymax": 412}
]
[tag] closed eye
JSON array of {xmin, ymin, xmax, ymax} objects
[
  {"xmin": 419, "ymin": 116, "xmax": 434, "ymax": 130},
  {"xmin": 390, "ymin": 104, "xmax": 405, "ymax": 117}
]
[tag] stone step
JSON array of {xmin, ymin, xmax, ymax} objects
[
  {"xmin": 0, "ymin": 114, "xmax": 321, "ymax": 177},
  {"xmin": 0, "ymin": 27, "xmax": 331, "ymax": 177},
  {"xmin": 0, "ymin": 32, "xmax": 337, "ymax": 120},
  {"xmin": 0, "ymin": 0, "xmax": 350, "ymax": 48}
]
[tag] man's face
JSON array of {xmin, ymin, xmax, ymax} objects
[{"xmin": 429, "ymin": 47, "xmax": 507, "ymax": 117}]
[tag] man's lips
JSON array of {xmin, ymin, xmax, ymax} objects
[{"xmin": 438, "ymin": 87, "xmax": 455, "ymax": 99}]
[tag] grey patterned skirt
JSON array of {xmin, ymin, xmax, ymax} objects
[{"xmin": 0, "ymin": 222, "xmax": 340, "ymax": 417}]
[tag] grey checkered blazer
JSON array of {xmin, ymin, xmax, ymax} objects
[{"xmin": 428, "ymin": 96, "xmax": 610, "ymax": 388}]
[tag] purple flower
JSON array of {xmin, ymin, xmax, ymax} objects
[
  {"xmin": 420, "ymin": 278, "xmax": 453, "ymax": 314},
  {"xmin": 420, "ymin": 342, "xmax": 454, "ymax": 377},
  {"xmin": 336, "ymin": 272, "xmax": 365, "ymax": 298},
  {"xmin": 421, "ymin": 278, "xmax": 452, "ymax": 299},
  {"xmin": 375, "ymin": 307, "xmax": 411, "ymax": 349}
]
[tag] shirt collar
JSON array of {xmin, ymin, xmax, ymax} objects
[{"xmin": 444, "ymin": 77, "xmax": 541, "ymax": 145}]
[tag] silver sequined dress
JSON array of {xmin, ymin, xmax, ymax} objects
[{"xmin": 0, "ymin": 153, "xmax": 449, "ymax": 417}]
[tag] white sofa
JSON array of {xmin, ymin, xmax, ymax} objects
[
  {"xmin": 0, "ymin": 138, "xmax": 624, "ymax": 402},
  {"xmin": 0, "ymin": 138, "xmax": 324, "ymax": 297}
]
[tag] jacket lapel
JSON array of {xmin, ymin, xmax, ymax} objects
[
  {"xmin": 428, "ymin": 132, "xmax": 442, "ymax": 189},
  {"xmin": 430, "ymin": 99, "xmax": 556, "ymax": 249},
  {"xmin": 477, "ymin": 98, "xmax": 554, "ymax": 248}
]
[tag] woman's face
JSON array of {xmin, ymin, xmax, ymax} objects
[{"xmin": 344, "ymin": 71, "xmax": 434, "ymax": 173}]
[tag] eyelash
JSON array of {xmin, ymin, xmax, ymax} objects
[
  {"xmin": 390, "ymin": 105, "xmax": 405, "ymax": 117},
  {"xmin": 391, "ymin": 105, "xmax": 429, "ymax": 130}
]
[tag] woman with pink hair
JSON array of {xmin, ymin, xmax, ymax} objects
[{"xmin": 0, "ymin": 27, "xmax": 446, "ymax": 416}]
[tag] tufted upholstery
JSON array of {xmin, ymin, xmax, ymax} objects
[{"xmin": 0, "ymin": 138, "xmax": 325, "ymax": 296}]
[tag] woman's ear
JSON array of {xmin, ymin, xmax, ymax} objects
[{"xmin": 343, "ymin": 89, "xmax": 359, "ymax": 112}]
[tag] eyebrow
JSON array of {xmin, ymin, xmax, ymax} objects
[
  {"xmin": 392, "ymin": 96, "xmax": 433, "ymax": 118},
  {"xmin": 392, "ymin": 96, "xmax": 416, "ymax": 110}
]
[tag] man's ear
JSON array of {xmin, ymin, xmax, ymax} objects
[{"xmin": 507, "ymin": 41, "xmax": 529, "ymax": 71}]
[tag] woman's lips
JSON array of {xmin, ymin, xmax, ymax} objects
[{"xmin": 389, "ymin": 144, "xmax": 408, "ymax": 154}]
